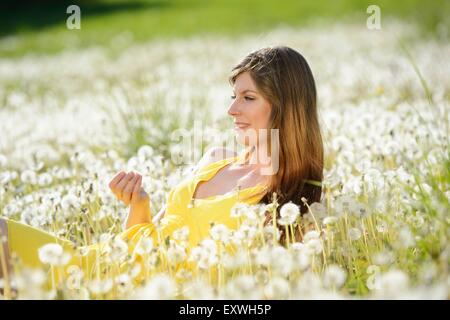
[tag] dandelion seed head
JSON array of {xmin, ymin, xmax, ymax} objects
[
  {"xmin": 210, "ymin": 223, "xmax": 231, "ymax": 243},
  {"xmin": 135, "ymin": 274, "xmax": 176, "ymax": 299},
  {"xmin": 348, "ymin": 227, "xmax": 362, "ymax": 241},
  {"xmin": 21, "ymin": 169, "xmax": 37, "ymax": 185},
  {"xmin": 278, "ymin": 202, "xmax": 300, "ymax": 225},
  {"xmin": 264, "ymin": 277, "xmax": 290, "ymax": 299},
  {"xmin": 88, "ymin": 278, "xmax": 113, "ymax": 295},
  {"xmin": 303, "ymin": 230, "xmax": 320, "ymax": 243},
  {"xmin": 38, "ymin": 243, "xmax": 71, "ymax": 266},
  {"xmin": 323, "ymin": 265, "xmax": 347, "ymax": 289}
]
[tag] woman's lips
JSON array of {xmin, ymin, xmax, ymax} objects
[{"xmin": 234, "ymin": 122, "xmax": 250, "ymax": 130}]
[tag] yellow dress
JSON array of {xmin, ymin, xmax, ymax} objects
[{"xmin": 1, "ymin": 151, "xmax": 267, "ymax": 288}]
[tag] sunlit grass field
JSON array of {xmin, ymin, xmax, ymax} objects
[
  {"xmin": 1, "ymin": 0, "xmax": 449, "ymax": 57},
  {"xmin": 0, "ymin": 2, "xmax": 449, "ymax": 300}
]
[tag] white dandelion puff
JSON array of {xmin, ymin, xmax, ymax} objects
[
  {"xmin": 38, "ymin": 243, "xmax": 71, "ymax": 266},
  {"xmin": 348, "ymin": 227, "xmax": 362, "ymax": 241},
  {"xmin": 278, "ymin": 202, "xmax": 300, "ymax": 225},
  {"xmin": 210, "ymin": 224, "xmax": 231, "ymax": 243},
  {"xmin": 323, "ymin": 265, "xmax": 347, "ymax": 289}
]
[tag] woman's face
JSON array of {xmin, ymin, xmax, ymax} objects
[{"xmin": 228, "ymin": 72, "xmax": 272, "ymax": 147}]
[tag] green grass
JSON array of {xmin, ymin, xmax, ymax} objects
[{"xmin": 1, "ymin": 0, "xmax": 449, "ymax": 58}]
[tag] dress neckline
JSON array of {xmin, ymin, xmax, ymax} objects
[{"xmin": 190, "ymin": 152, "xmax": 267, "ymax": 203}]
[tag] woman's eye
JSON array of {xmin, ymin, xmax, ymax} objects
[{"xmin": 230, "ymin": 95, "xmax": 254, "ymax": 101}]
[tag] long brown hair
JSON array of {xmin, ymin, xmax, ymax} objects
[{"xmin": 229, "ymin": 46, "xmax": 324, "ymax": 243}]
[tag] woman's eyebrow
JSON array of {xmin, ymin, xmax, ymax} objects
[{"xmin": 233, "ymin": 89, "xmax": 258, "ymax": 94}]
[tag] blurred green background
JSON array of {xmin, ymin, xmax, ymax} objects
[{"xmin": 1, "ymin": 0, "xmax": 449, "ymax": 57}]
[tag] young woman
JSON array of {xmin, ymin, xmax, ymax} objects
[{"xmin": 0, "ymin": 46, "xmax": 323, "ymax": 293}]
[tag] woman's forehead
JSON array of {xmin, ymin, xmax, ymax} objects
[{"xmin": 233, "ymin": 72, "xmax": 258, "ymax": 92}]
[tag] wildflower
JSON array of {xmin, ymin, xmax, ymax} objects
[
  {"xmin": 38, "ymin": 243, "xmax": 71, "ymax": 266},
  {"xmin": 61, "ymin": 193, "xmax": 80, "ymax": 212},
  {"xmin": 0, "ymin": 154, "xmax": 7, "ymax": 168},
  {"xmin": 230, "ymin": 203, "xmax": 251, "ymax": 218},
  {"xmin": 135, "ymin": 274, "xmax": 176, "ymax": 299},
  {"xmin": 0, "ymin": 171, "xmax": 17, "ymax": 184},
  {"xmin": 303, "ymin": 230, "xmax": 320, "ymax": 243},
  {"xmin": 115, "ymin": 274, "xmax": 132, "ymax": 293},
  {"xmin": 242, "ymin": 208, "xmax": 259, "ymax": 224},
  {"xmin": 167, "ymin": 242, "xmax": 187, "ymax": 264},
  {"xmin": 238, "ymin": 224, "xmax": 257, "ymax": 244},
  {"xmin": 333, "ymin": 195, "xmax": 357, "ymax": 217},
  {"xmin": 375, "ymin": 269, "xmax": 409, "ymax": 298},
  {"xmin": 348, "ymin": 227, "xmax": 362, "ymax": 241},
  {"xmin": 210, "ymin": 224, "xmax": 231, "ymax": 243},
  {"xmin": 363, "ymin": 168, "xmax": 385, "ymax": 192},
  {"xmin": 278, "ymin": 202, "xmax": 300, "ymax": 225},
  {"xmin": 294, "ymin": 271, "xmax": 323, "ymax": 297},
  {"xmin": 309, "ymin": 202, "xmax": 328, "ymax": 220},
  {"xmin": 264, "ymin": 277, "xmax": 290, "ymax": 299},
  {"xmin": 323, "ymin": 265, "xmax": 347, "ymax": 289},
  {"xmin": 183, "ymin": 279, "xmax": 215, "ymax": 299},
  {"xmin": 376, "ymin": 221, "xmax": 388, "ymax": 233},
  {"xmin": 55, "ymin": 167, "xmax": 73, "ymax": 179},
  {"xmin": 38, "ymin": 173, "xmax": 53, "ymax": 187},
  {"xmin": 188, "ymin": 246, "xmax": 204, "ymax": 262},
  {"xmin": 271, "ymin": 246, "xmax": 294, "ymax": 275},
  {"xmin": 172, "ymin": 226, "xmax": 190, "ymax": 242},
  {"xmin": 263, "ymin": 202, "xmax": 278, "ymax": 213},
  {"xmin": 20, "ymin": 169, "xmax": 37, "ymax": 185},
  {"xmin": 262, "ymin": 225, "xmax": 281, "ymax": 243},
  {"xmin": 134, "ymin": 236, "xmax": 154, "ymax": 256},
  {"xmin": 254, "ymin": 203, "xmax": 270, "ymax": 218},
  {"xmin": 372, "ymin": 250, "xmax": 395, "ymax": 265},
  {"xmin": 292, "ymin": 248, "xmax": 312, "ymax": 271},
  {"xmin": 395, "ymin": 226, "xmax": 415, "ymax": 248},
  {"xmin": 109, "ymin": 236, "xmax": 129, "ymax": 262},
  {"xmin": 188, "ymin": 239, "xmax": 218, "ymax": 269},
  {"xmin": 323, "ymin": 216, "xmax": 339, "ymax": 226},
  {"xmin": 88, "ymin": 278, "xmax": 113, "ymax": 295},
  {"xmin": 255, "ymin": 246, "xmax": 271, "ymax": 266},
  {"xmin": 254, "ymin": 269, "xmax": 270, "ymax": 286},
  {"xmin": 138, "ymin": 145, "xmax": 154, "ymax": 161},
  {"xmin": 305, "ymin": 238, "xmax": 323, "ymax": 255},
  {"xmin": 350, "ymin": 201, "xmax": 370, "ymax": 218},
  {"xmin": 225, "ymin": 275, "xmax": 261, "ymax": 299}
]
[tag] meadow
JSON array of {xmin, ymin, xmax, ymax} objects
[{"xmin": 0, "ymin": 1, "xmax": 449, "ymax": 299}]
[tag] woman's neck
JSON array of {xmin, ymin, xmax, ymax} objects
[{"xmin": 235, "ymin": 145, "xmax": 273, "ymax": 173}]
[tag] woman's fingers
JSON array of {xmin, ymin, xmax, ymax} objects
[
  {"xmin": 108, "ymin": 171, "xmax": 126, "ymax": 191},
  {"xmin": 109, "ymin": 171, "xmax": 127, "ymax": 200},
  {"xmin": 121, "ymin": 173, "xmax": 140, "ymax": 205},
  {"xmin": 115, "ymin": 172, "xmax": 135, "ymax": 201},
  {"xmin": 131, "ymin": 175, "xmax": 143, "ymax": 204},
  {"xmin": 108, "ymin": 171, "xmax": 146, "ymax": 206}
]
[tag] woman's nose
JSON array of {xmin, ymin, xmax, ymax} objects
[{"xmin": 227, "ymin": 100, "xmax": 241, "ymax": 116}]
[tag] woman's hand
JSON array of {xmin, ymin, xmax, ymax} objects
[
  {"xmin": 108, "ymin": 171, "xmax": 149, "ymax": 207},
  {"xmin": 109, "ymin": 171, "xmax": 151, "ymax": 228}
]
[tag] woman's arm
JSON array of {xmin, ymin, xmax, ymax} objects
[{"xmin": 125, "ymin": 198, "xmax": 151, "ymax": 229}]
